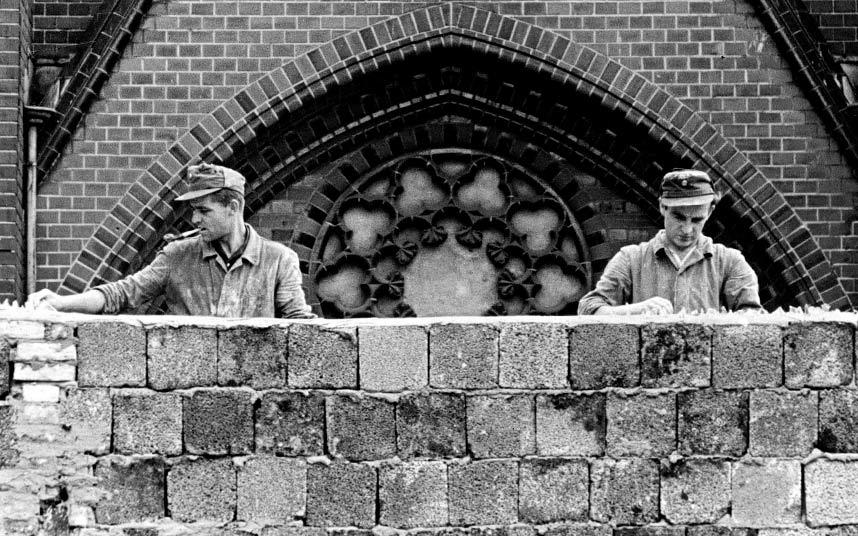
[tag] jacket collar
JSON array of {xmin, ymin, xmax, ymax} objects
[
  {"xmin": 653, "ymin": 230, "xmax": 714, "ymax": 259},
  {"xmin": 201, "ymin": 224, "xmax": 261, "ymax": 266}
]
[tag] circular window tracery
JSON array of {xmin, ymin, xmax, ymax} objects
[{"xmin": 312, "ymin": 152, "xmax": 592, "ymax": 318}]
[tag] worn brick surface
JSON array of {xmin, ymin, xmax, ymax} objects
[
  {"xmin": 289, "ymin": 324, "xmax": 357, "ymax": 388},
  {"xmin": 499, "ymin": 323, "xmax": 568, "ymax": 388},
  {"xmin": 536, "ymin": 393, "xmax": 606, "ymax": 456},
  {"xmin": 147, "ymin": 326, "xmax": 217, "ymax": 390},
  {"xmin": 94, "ymin": 456, "xmax": 165, "ymax": 524},
  {"xmin": 805, "ymin": 458, "xmax": 858, "ymax": 526},
  {"xmin": 237, "ymin": 456, "xmax": 306, "ymax": 523},
  {"xmin": 519, "ymin": 458, "xmax": 588, "ymax": 523},
  {"xmin": 569, "ymin": 323, "xmax": 639, "ymax": 388},
  {"xmin": 328, "ymin": 394, "xmax": 396, "ymax": 460},
  {"xmin": 449, "ymin": 460, "xmax": 518, "ymax": 526},
  {"xmin": 660, "ymin": 458, "xmax": 730, "ymax": 524},
  {"xmin": 641, "ymin": 324, "xmax": 711, "ymax": 388},
  {"xmin": 607, "ymin": 391, "xmax": 675, "ymax": 457},
  {"xmin": 359, "ymin": 324, "xmax": 427, "ymax": 391},
  {"xmin": 184, "ymin": 388, "xmax": 253, "ymax": 455},
  {"xmin": 678, "ymin": 390, "xmax": 748, "ymax": 456},
  {"xmin": 112, "ymin": 390, "xmax": 182, "ymax": 455},
  {"xmin": 429, "ymin": 323, "xmax": 498, "ymax": 388},
  {"xmin": 819, "ymin": 388, "xmax": 858, "ymax": 452},
  {"xmin": 590, "ymin": 458, "xmax": 659, "ymax": 525},
  {"xmin": 712, "ymin": 324, "xmax": 782, "ymax": 388},
  {"xmin": 397, "ymin": 393, "xmax": 466, "ymax": 458},
  {"xmin": 256, "ymin": 391, "xmax": 325, "ymax": 456},
  {"xmin": 306, "ymin": 462, "xmax": 375, "ymax": 528},
  {"xmin": 59, "ymin": 387, "xmax": 111, "ymax": 455},
  {"xmin": 78, "ymin": 322, "xmax": 146, "ymax": 387},
  {"xmin": 750, "ymin": 390, "xmax": 817, "ymax": 456},
  {"xmin": 379, "ymin": 461, "xmax": 447, "ymax": 528},
  {"xmin": 218, "ymin": 326, "xmax": 288, "ymax": 389},
  {"xmin": 784, "ymin": 322, "xmax": 853, "ymax": 388},
  {"xmin": 468, "ymin": 394, "xmax": 535, "ymax": 458},
  {"xmin": 168, "ymin": 457, "xmax": 236, "ymax": 523},
  {"xmin": 732, "ymin": 460, "xmax": 802, "ymax": 526}
]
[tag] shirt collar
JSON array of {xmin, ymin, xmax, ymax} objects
[
  {"xmin": 653, "ymin": 230, "xmax": 714, "ymax": 258},
  {"xmin": 201, "ymin": 225, "xmax": 262, "ymax": 265}
]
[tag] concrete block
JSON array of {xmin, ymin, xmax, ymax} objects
[
  {"xmin": 237, "ymin": 456, "xmax": 306, "ymax": 523},
  {"xmin": 21, "ymin": 383, "xmax": 59, "ymax": 403},
  {"xmin": 289, "ymin": 323, "xmax": 357, "ymax": 388},
  {"xmin": 569, "ymin": 323, "xmax": 639, "ymax": 388},
  {"xmin": 0, "ymin": 320, "xmax": 44, "ymax": 339},
  {"xmin": 94, "ymin": 456, "xmax": 165, "ymax": 524},
  {"xmin": 615, "ymin": 528, "xmax": 686, "ymax": 536},
  {"xmin": 750, "ymin": 390, "xmax": 817, "ymax": 456},
  {"xmin": 449, "ymin": 459, "xmax": 518, "ymax": 526},
  {"xmin": 0, "ymin": 404, "xmax": 16, "ymax": 466},
  {"xmin": 641, "ymin": 324, "xmax": 711, "ymax": 388},
  {"xmin": 13, "ymin": 362, "xmax": 75, "ymax": 382},
  {"xmin": 15, "ymin": 340, "xmax": 76, "ymax": 361},
  {"xmin": 306, "ymin": 461, "xmax": 376, "ymax": 528},
  {"xmin": 262, "ymin": 529, "xmax": 326, "ymax": 536},
  {"xmin": 112, "ymin": 390, "xmax": 182, "ymax": 455},
  {"xmin": 519, "ymin": 458, "xmax": 588, "ymax": 523},
  {"xmin": 468, "ymin": 394, "xmax": 535, "ymax": 458},
  {"xmin": 327, "ymin": 394, "xmax": 396, "ymax": 460},
  {"xmin": 360, "ymin": 325, "xmax": 427, "ymax": 391},
  {"xmin": 590, "ymin": 458, "xmax": 659, "ymax": 525},
  {"xmin": 712, "ymin": 324, "xmax": 782, "ymax": 388},
  {"xmin": 536, "ymin": 393, "xmax": 605, "ymax": 456},
  {"xmin": 499, "ymin": 322, "xmax": 568, "ymax": 388},
  {"xmin": 184, "ymin": 388, "xmax": 253, "ymax": 455},
  {"xmin": 732, "ymin": 460, "xmax": 801, "ymax": 526},
  {"xmin": 687, "ymin": 528, "xmax": 758, "ymax": 536},
  {"xmin": 0, "ymin": 340, "xmax": 7, "ymax": 398},
  {"xmin": 819, "ymin": 389, "xmax": 858, "ymax": 453},
  {"xmin": 429, "ymin": 323, "xmax": 499, "ymax": 388},
  {"xmin": 660, "ymin": 458, "xmax": 730, "ymax": 523},
  {"xmin": 538, "ymin": 525, "xmax": 611, "ymax": 536},
  {"xmin": 147, "ymin": 326, "xmax": 217, "ymax": 390},
  {"xmin": 256, "ymin": 391, "xmax": 325, "ymax": 456},
  {"xmin": 59, "ymin": 387, "xmax": 111, "ymax": 455},
  {"xmin": 397, "ymin": 393, "xmax": 465, "ymax": 458},
  {"xmin": 784, "ymin": 322, "xmax": 853, "ymax": 388},
  {"xmin": 806, "ymin": 458, "xmax": 858, "ymax": 526},
  {"xmin": 218, "ymin": 326, "xmax": 288, "ymax": 389},
  {"xmin": 606, "ymin": 391, "xmax": 675, "ymax": 457},
  {"xmin": 379, "ymin": 461, "xmax": 447, "ymax": 528},
  {"xmin": 167, "ymin": 457, "xmax": 236, "ymax": 523},
  {"xmin": 678, "ymin": 390, "xmax": 748, "ymax": 456}
]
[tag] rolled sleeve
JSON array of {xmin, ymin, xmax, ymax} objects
[
  {"xmin": 92, "ymin": 249, "xmax": 171, "ymax": 314},
  {"xmin": 275, "ymin": 251, "xmax": 316, "ymax": 319},
  {"xmin": 577, "ymin": 248, "xmax": 633, "ymax": 315},
  {"xmin": 722, "ymin": 250, "xmax": 762, "ymax": 311}
]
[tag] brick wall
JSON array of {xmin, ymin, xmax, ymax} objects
[
  {"xmin": 2, "ymin": 311, "xmax": 858, "ymax": 533},
  {"xmin": 32, "ymin": 0, "xmax": 102, "ymax": 59},
  {"xmin": 806, "ymin": 0, "xmax": 858, "ymax": 58}
]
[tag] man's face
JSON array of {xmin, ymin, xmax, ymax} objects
[
  {"xmin": 190, "ymin": 194, "xmax": 237, "ymax": 242},
  {"xmin": 659, "ymin": 201, "xmax": 714, "ymax": 251}
]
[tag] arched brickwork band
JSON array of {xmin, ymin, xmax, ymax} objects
[{"xmin": 56, "ymin": 2, "xmax": 851, "ymax": 311}]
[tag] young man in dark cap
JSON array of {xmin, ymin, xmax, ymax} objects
[
  {"xmin": 27, "ymin": 163, "xmax": 316, "ymax": 318},
  {"xmin": 578, "ymin": 169, "xmax": 762, "ymax": 315}
]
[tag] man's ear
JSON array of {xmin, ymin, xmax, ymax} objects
[{"xmin": 229, "ymin": 198, "xmax": 241, "ymax": 213}]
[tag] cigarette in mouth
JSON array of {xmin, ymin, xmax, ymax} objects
[{"xmin": 164, "ymin": 228, "xmax": 201, "ymax": 242}]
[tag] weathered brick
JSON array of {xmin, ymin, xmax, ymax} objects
[
  {"xmin": 94, "ymin": 456, "xmax": 165, "ymax": 524},
  {"xmin": 289, "ymin": 323, "xmax": 357, "ymax": 388},
  {"xmin": 59, "ymin": 387, "xmax": 111, "ymax": 455},
  {"xmin": 359, "ymin": 324, "xmax": 427, "ymax": 391},
  {"xmin": 147, "ymin": 326, "xmax": 217, "ymax": 390},
  {"xmin": 641, "ymin": 323, "xmax": 711, "ymax": 388},
  {"xmin": 805, "ymin": 458, "xmax": 858, "ymax": 526},
  {"xmin": 112, "ymin": 390, "xmax": 181, "ymax": 455},
  {"xmin": 397, "ymin": 393, "xmax": 465, "ymax": 458},
  {"xmin": 256, "ymin": 391, "xmax": 325, "ymax": 456},
  {"xmin": 429, "ymin": 322, "xmax": 498, "ymax": 388},
  {"xmin": 0, "ymin": 320, "xmax": 44, "ymax": 339},
  {"xmin": 306, "ymin": 462, "xmax": 375, "ymax": 528},
  {"xmin": 750, "ymin": 390, "xmax": 817, "ymax": 456},
  {"xmin": 536, "ymin": 393, "xmax": 605, "ymax": 456},
  {"xmin": 327, "ymin": 394, "xmax": 395, "ymax": 460},
  {"xmin": 379, "ymin": 461, "xmax": 447, "ymax": 528},
  {"xmin": 606, "ymin": 391, "xmax": 675, "ymax": 457},
  {"xmin": 784, "ymin": 322, "xmax": 853, "ymax": 388},
  {"xmin": 78, "ymin": 322, "xmax": 146, "ymax": 387},
  {"xmin": 732, "ymin": 460, "xmax": 802, "ymax": 526},
  {"xmin": 184, "ymin": 388, "xmax": 253, "ymax": 455},
  {"xmin": 237, "ymin": 456, "xmax": 306, "ymax": 523},
  {"xmin": 15, "ymin": 340, "xmax": 76, "ymax": 361},
  {"xmin": 660, "ymin": 458, "xmax": 730, "ymax": 523},
  {"xmin": 819, "ymin": 389, "xmax": 858, "ymax": 452},
  {"xmin": 569, "ymin": 323, "xmax": 639, "ymax": 388},
  {"xmin": 13, "ymin": 362, "xmax": 75, "ymax": 381},
  {"xmin": 590, "ymin": 458, "xmax": 659, "ymax": 525},
  {"xmin": 678, "ymin": 390, "xmax": 748, "ymax": 456},
  {"xmin": 712, "ymin": 324, "xmax": 782, "ymax": 388},
  {"xmin": 519, "ymin": 458, "xmax": 588, "ymax": 523},
  {"xmin": 449, "ymin": 460, "xmax": 518, "ymax": 526},
  {"xmin": 499, "ymin": 322, "xmax": 568, "ymax": 388},
  {"xmin": 168, "ymin": 457, "xmax": 236, "ymax": 523},
  {"xmin": 218, "ymin": 326, "xmax": 288, "ymax": 389},
  {"xmin": 468, "ymin": 394, "xmax": 535, "ymax": 458}
]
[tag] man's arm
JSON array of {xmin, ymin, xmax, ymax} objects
[
  {"xmin": 26, "ymin": 288, "xmax": 106, "ymax": 313},
  {"xmin": 275, "ymin": 251, "xmax": 316, "ymax": 319},
  {"xmin": 577, "ymin": 246, "xmax": 673, "ymax": 315},
  {"xmin": 722, "ymin": 250, "xmax": 763, "ymax": 311}
]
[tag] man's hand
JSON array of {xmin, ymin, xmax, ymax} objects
[
  {"xmin": 594, "ymin": 296, "xmax": 674, "ymax": 315},
  {"xmin": 25, "ymin": 288, "xmax": 60, "ymax": 311},
  {"xmin": 25, "ymin": 288, "xmax": 106, "ymax": 314}
]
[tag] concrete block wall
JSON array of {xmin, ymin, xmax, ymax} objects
[{"xmin": 1, "ymin": 311, "xmax": 858, "ymax": 535}]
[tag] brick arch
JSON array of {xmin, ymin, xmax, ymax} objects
[{"xmin": 59, "ymin": 2, "xmax": 849, "ymax": 309}]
